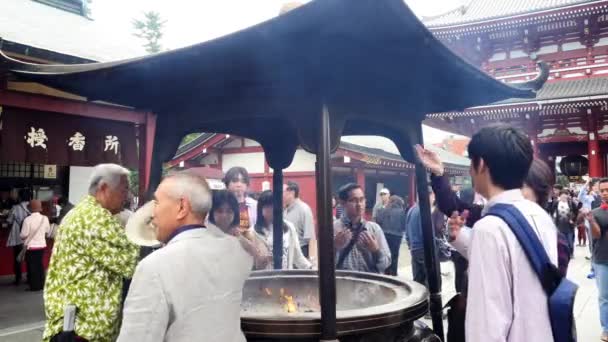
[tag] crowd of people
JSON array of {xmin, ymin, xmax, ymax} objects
[{"xmin": 6, "ymin": 123, "xmax": 607, "ymax": 341}]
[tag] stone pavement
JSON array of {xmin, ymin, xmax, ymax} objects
[
  {"xmin": 397, "ymin": 241, "xmax": 602, "ymax": 341},
  {"xmin": 0, "ymin": 278, "xmax": 45, "ymax": 342},
  {"xmin": 0, "ymin": 242, "xmax": 602, "ymax": 341}
]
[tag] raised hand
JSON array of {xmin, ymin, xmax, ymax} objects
[
  {"xmin": 448, "ymin": 210, "xmax": 467, "ymax": 241},
  {"xmin": 414, "ymin": 144, "xmax": 444, "ymax": 176},
  {"xmin": 358, "ymin": 231, "xmax": 380, "ymax": 253},
  {"xmin": 334, "ymin": 229, "xmax": 353, "ymax": 250}
]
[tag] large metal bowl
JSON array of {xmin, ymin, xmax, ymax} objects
[{"xmin": 240, "ymin": 270, "xmax": 429, "ymax": 340}]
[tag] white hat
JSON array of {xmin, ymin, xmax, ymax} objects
[
  {"xmin": 380, "ymin": 188, "xmax": 390, "ymax": 195},
  {"xmin": 126, "ymin": 201, "xmax": 161, "ymax": 247}
]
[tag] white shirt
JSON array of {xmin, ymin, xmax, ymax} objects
[
  {"xmin": 118, "ymin": 227, "xmax": 253, "ymax": 342},
  {"xmin": 258, "ymin": 220, "xmax": 312, "ymax": 270},
  {"xmin": 462, "ymin": 189, "xmax": 557, "ymax": 342},
  {"xmin": 20, "ymin": 212, "xmax": 49, "ymax": 249}
]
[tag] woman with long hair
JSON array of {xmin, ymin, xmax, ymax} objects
[
  {"xmin": 522, "ymin": 158, "xmax": 571, "ymax": 276},
  {"xmin": 254, "ymin": 190, "xmax": 312, "ymax": 270},
  {"xmin": 208, "ymin": 190, "xmax": 270, "ymax": 270}
]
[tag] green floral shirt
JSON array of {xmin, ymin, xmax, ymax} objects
[{"xmin": 43, "ymin": 196, "xmax": 139, "ymax": 342}]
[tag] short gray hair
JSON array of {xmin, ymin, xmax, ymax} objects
[
  {"xmin": 88, "ymin": 164, "xmax": 130, "ymax": 195},
  {"xmin": 163, "ymin": 171, "xmax": 212, "ymax": 219}
]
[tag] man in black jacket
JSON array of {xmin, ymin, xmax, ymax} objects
[
  {"xmin": 375, "ymin": 195, "xmax": 407, "ymax": 276},
  {"xmin": 415, "ymin": 145, "xmax": 482, "ymax": 294}
]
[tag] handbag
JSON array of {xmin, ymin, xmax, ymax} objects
[
  {"xmin": 16, "ymin": 246, "xmax": 27, "ymax": 263},
  {"xmin": 16, "ymin": 217, "xmax": 46, "ymax": 263}
]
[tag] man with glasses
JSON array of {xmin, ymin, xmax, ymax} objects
[{"xmin": 334, "ymin": 183, "xmax": 390, "ymax": 273}]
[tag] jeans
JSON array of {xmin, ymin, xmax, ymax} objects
[
  {"xmin": 411, "ymin": 248, "xmax": 427, "ymax": 286},
  {"xmin": 594, "ymin": 262, "xmax": 608, "ymax": 333},
  {"xmin": 411, "ymin": 248, "xmax": 441, "ymax": 290},
  {"xmin": 564, "ymin": 230, "xmax": 575, "ymax": 257}
]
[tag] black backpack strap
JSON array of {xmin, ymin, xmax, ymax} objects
[{"xmin": 336, "ymin": 227, "xmax": 364, "ymax": 269}]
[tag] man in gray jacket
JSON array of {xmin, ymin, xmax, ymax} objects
[
  {"xmin": 283, "ymin": 181, "xmax": 315, "ymax": 258},
  {"xmin": 118, "ymin": 172, "xmax": 253, "ymax": 342}
]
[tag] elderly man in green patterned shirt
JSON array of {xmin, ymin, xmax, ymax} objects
[{"xmin": 43, "ymin": 164, "xmax": 139, "ymax": 342}]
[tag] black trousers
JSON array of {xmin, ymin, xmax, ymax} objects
[
  {"xmin": 452, "ymin": 251, "xmax": 469, "ymax": 294},
  {"xmin": 385, "ymin": 234, "xmax": 402, "ymax": 276},
  {"xmin": 12, "ymin": 245, "xmax": 23, "ymax": 283},
  {"xmin": 301, "ymin": 244, "xmax": 309, "ymax": 259},
  {"xmin": 25, "ymin": 249, "xmax": 45, "ymax": 291}
]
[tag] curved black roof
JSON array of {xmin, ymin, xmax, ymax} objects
[{"xmin": 1, "ymin": 0, "xmax": 546, "ymax": 170}]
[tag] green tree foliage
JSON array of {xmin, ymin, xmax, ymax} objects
[
  {"xmin": 132, "ymin": 11, "xmax": 166, "ymax": 54},
  {"xmin": 129, "ymin": 170, "xmax": 139, "ymax": 197},
  {"xmin": 82, "ymin": 0, "xmax": 92, "ymax": 17},
  {"xmin": 180, "ymin": 133, "xmax": 202, "ymax": 146}
]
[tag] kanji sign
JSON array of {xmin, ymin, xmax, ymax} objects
[
  {"xmin": 104, "ymin": 135, "xmax": 120, "ymax": 154},
  {"xmin": 25, "ymin": 127, "xmax": 48, "ymax": 149},
  {"xmin": 68, "ymin": 132, "xmax": 86, "ymax": 151}
]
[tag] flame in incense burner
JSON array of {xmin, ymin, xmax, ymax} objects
[
  {"xmin": 283, "ymin": 295, "xmax": 297, "ymax": 313},
  {"xmin": 277, "ymin": 288, "xmax": 297, "ymax": 313}
]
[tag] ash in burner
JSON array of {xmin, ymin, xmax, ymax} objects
[
  {"xmin": 241, "ymin": 285, "xmax": 321, "ymax": 315},
  {"xmin": 241, "ymin": 275, "xmax": 398, "ymax": 316},
  {"xmin": 350, "ymin": 283, "xmax": 383, "ymax": 307}
]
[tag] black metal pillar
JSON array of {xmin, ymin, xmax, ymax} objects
[
  {"xmin": 272, "ymin": 169, "xmax": 284, "ymax": 269},
  {"xmin": 317, "ymin": 106, "xmax": 338, "ymax": 341},
  {"xmin": 413, "ymin": 126, "xmax": 444, "ymax": 341}
]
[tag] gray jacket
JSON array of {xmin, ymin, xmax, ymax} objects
[
  {"xmin": 118, "ymin": 227, "xmax": 253, "ymax": 342},
  {"xmin": 375, "ymin": 207, "xmax": 406, "ymax": 237}
]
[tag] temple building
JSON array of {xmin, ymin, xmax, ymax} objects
[
  {"xmin": 421, "ymin": 0, "xmax": 608, "ymax": 177},
  {"xmin": 0, "ymin": 0, "xmax": 152, "ymax": 276}
]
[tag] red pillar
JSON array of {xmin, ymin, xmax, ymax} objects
[
  {"xmin": 588, "ymin": 109, "xmax": 601, "ymax": 177},
  {"xmin": 139, "ymin": 112, "xmax": 157, "ymax": 202},
  {"xmin": 355, "ymin": 167, "xmax": 365, "ymax": 192}
]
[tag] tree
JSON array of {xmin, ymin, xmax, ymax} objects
[
  {"xmin": 82, "ymin": 0, "xmax": 92, "ymax": 17},
  {"xmin": 132, "ymin": 11, "xmax": 166, "ymax": 54},
  {"xmin": 180, "ymin": 133, "xmax": 202, "ymax": 146}
]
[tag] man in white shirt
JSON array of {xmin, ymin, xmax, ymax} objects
[
  {"xmin": 118, "ymin": 172, "xmax": 253, "ymax": 342},
  {"xmin": 451, "ymin": 124, "xmax": 557, "ymax": 342}
]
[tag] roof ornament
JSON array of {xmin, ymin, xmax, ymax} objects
[{"xmin": 510, "ymin": 62, "xmax": 549, "ymax": 91}]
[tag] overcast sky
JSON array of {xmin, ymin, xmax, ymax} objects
[{"xmin": 90, "ymin": 0, "xmax": 467, "ymax": 144}]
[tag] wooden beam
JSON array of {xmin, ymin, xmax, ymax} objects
[
  {"xmin": 7, "ymin": 82, "xmax": 86, "ymax": 101},
  {"xmin": 0, "ymin": 90, "xmax": 146, "ymax": 124}
]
